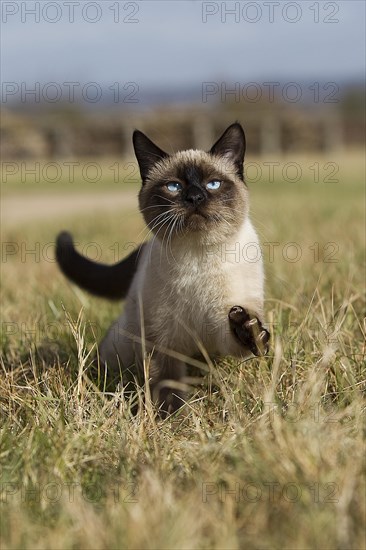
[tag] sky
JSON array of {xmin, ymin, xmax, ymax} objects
[{"xmin": 1, "ymin": 0, "xmax": 365, "ymax": 102}]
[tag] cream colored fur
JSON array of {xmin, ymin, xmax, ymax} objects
[{"xmin": 99, "ymin": 146, "xmax": 265, "ymax": 411}]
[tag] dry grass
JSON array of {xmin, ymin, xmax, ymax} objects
[{"xmin": 1, "ymin": 152, "xmax": 365, "ymax": 549}]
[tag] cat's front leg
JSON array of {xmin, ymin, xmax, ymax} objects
[
  {"xmin": 228, "ymin": 306, "xmax": 270, "ymax": 356},
  {"xmin": 148, "ymin": 353, "xmax": 187, "ymax": 417}
]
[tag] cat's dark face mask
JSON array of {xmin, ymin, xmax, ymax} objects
[{"xmin": 134, "ymin": 123, "xmax": 249, "ymax": 242}]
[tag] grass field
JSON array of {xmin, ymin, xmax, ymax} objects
[{"xmin": 1, "ymin": 151, "xmax": 365, "ymax": 549}]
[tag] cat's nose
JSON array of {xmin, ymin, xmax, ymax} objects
[{"xmin": 184, "ymin": 186, "xmax": 206, "ymax": 207}]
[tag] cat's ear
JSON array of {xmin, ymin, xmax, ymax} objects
[
  {"xmin": 133, "ymin": 130, "xmax": 169, "ymax": 182},
  {"xmin": 209, "ymin": 123, "xmax": 246, "ymax": 180}
]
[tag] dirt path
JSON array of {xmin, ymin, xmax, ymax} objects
[{"xmin": 1, "ymin": 191, "xmax": 137, "ymax": 229}]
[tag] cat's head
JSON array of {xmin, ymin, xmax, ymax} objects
[{"xmin": 134, "ymin": 123, "xmax": 248, "ymax": 245}]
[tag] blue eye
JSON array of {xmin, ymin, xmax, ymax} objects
[
  {"xmin": 206, "ymin": 180, "xmax": 221, "ymax": 190},
  {"xmin": 166, "ymin": 182, "xmax": 182, "ymax": 193}
]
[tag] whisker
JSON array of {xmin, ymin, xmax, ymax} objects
[
  {"xmin": 159, "ymin": 215, "xmax": 176, "ymax": 265},
  {"xmin": 140, "ymin": 204, "xmax": 174, "ymax": 212},
  {"xmin": 137, "ymin": 210, "xmax": 174, "ymax": 241},
  {"xmin": 151, "ymin": 194, "xmax": 175, "ymax": 205},
  {"xmin": 166, "ymin": 214, "xmax": 182, "ymax": 264},
  {"xmin": 148, "ymin": 212, "xmax": 177, "ymax": 265}
]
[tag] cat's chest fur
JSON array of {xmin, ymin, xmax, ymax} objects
[{"xmin": 137, "ymin": 218, "xmax": 264, "ymax": 354}]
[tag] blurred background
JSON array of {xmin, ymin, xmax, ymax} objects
[
  {"xmin": 1, "ymin": 0, "xmax": 364, "ymax": 160},
  {"xmin": 0, "ymin": 0, "xmax": 365, "ymax": 301}
]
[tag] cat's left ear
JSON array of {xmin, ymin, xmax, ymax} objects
[
  {"xmin": 133, "ymin": 130, "xmax": 169, "ymax": 182},
  {"xmin": 209, "ymin": 122, "xmax": 246, "ymax": 180}
]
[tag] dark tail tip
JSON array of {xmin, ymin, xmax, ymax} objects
[
  {"xmin": 56, "ymin": 231, "xmax": 73, "ymax": 250},
  {"xmin": 55, "ymin": 231, "xmax": 76, "ymax": 272}
]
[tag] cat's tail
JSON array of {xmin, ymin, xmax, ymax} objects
[{"xmin": 55, "ymin": 231, "xmax": 143, "ymax": 300}]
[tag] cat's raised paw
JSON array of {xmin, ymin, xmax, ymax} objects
[{"xmin": 228, "ymin": 306, "xmax": 270, "ymax": 356}]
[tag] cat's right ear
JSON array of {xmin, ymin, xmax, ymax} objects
[
  {"xmin": 133, "ymin": 130, "xmax": 169, "ymax": 182},
  {"xmin": 209, "ymin": 122, "xmax": 246, "ymax": 180}
]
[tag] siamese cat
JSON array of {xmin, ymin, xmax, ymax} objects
[{"xmin": 56, "ymin": 123, "xmax": 270, "ymax": 414}]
